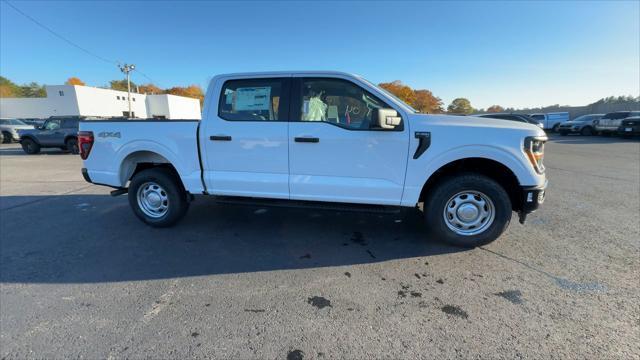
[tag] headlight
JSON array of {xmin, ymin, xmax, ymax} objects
[{"xmin": 524, "ymin": 136, "xmax": 546, "ymax": 174}]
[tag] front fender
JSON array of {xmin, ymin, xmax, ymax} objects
[{"xmin": 401, "ymin": 144, "xmax": 540, "ymax": 206}]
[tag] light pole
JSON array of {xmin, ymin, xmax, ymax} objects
[{"xmin": 118, "ymin": 63, "xmax": 135, "ymax": 118}]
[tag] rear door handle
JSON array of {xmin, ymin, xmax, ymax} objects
[
  {"xmin": 210, "ymin": 135, "xmax": 232, "ymax": 141},
  {"xmin": 294, "ymin": 137, "xmax": 319, "ymax": 143}
]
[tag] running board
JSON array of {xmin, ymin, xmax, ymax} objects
[{"xmin": 211, "ymin": 196, "xmax": 402, "ymax": 214}]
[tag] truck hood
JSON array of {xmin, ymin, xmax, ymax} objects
[{"xmin": 409, "ymin": 114, "xmax": 546, "ymax": 136}]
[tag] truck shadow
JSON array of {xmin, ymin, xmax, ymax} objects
[{"xmin": 0, "ymin": 194, "xmax": 465, "ymax": 284}]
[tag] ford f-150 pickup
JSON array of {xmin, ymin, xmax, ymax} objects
[{"xmin": 79, "ymin": 71, "xmax": 547, "ymax": 247}]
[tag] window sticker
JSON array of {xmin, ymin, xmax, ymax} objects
[{"xmin": 235, "ymin": 87, "xmax": 271, "ymax": 111}]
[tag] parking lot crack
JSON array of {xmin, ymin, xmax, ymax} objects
[{"xmin": 479, "ymin": 247, "xmax": 607, "ymax": 293}]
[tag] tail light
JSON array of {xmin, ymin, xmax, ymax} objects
[
  {"xmin": 524, "ymin": 136, "xmax": 546, "ymax": 174},
  {"xmin": 78, "ymin": 131, "xmax": 94, "ymax": 160}
]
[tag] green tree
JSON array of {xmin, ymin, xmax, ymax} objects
[
  {"xmin": 19, "ymin": 82, "xmax": 46, "ymax": 97},
  {"xmin": 447, "ymin": 98, "xmax": 474, "ymax": 114},
  {"xmin": 109, "ymin": 79, "xmax": 136, "ymax": 92}
]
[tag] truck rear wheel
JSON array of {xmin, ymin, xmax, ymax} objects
[
  {"xmin": 128, "ymin": 168, "xmax": 189, "ymax": 227},
  {"xmin": 424, "ymin": 174, "xmax": 511, "ymax": 247}
]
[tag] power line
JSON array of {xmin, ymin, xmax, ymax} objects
[
  {"xmin": 133, "ymin": 68, "xmax": 160, "ymax": 86},
  {"xmin": 3, "ymin": 0, "xmax": 118, "ymax": 65},
  {"xmin": 4, "ymin": 0, "xmax": 162, "ymax": 87}
]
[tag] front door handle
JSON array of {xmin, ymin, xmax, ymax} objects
[
  {"xmin": 294, "ymin": 137, "xmax": 319, "ymax": 143},
  {"xmin": 210, "ymin": 135, "xmax": 232, "ymax": 141}
]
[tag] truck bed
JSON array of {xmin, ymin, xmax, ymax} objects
[{"xmin": 79, "ymin": 119, "xmax": 204, "ymax": 193}]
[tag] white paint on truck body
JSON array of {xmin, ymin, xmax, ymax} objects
[{"xmin": 80, "ymin": 71, "xmax": 546, "ymax": 208}]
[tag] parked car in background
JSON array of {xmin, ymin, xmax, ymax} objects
[
  {"xmin": 618, "ymin": 116, "xmax": 640, "ymax": 138},
  {"xmin": 557, "ymin": 114, "xmax": 603, "ymax": 136},
  {"xmin": 594, "ymin": 111, "xmax": 640, "ymax": 135},
  {"xmin": 18, "ymin": 117, "xmax": 81, "ymax": 154},
  {"xmin": 0, "ymin": 118, "xmax": 34, "ymax": 143},
  {"xmin": 474, "ymin": 113, "xmax": 543, "ymax": 128},
  {"xmin": 528, "ymin": 112, "xmax": 570, "ymax": 132}
]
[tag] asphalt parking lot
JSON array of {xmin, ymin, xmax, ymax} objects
[{"xmin": 1, "ymin": 135, "xmax": 639, "ymax": 359}]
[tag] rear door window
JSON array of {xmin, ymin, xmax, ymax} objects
[{"xmin": 218, "ymin": 78, "xmax": 289, "ymax": 121}]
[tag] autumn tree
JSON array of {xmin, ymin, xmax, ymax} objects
[
  {"xmin": 65, "ymin": 77, "xmax": 85, "ymax": 86},
  {"xmin": 0, "ymin": 76, "xmax": 20, "ymax": 97},
  {"xmin": 378, "ymin": 80, "xmax": 416, "ymax": 105},
  {"xmin": 138, "ymin": 83, "xmax": 163, "ymax": 94},
  {"xmin": 447, "ymin": 98, "xmax": 474, "ymax": 114},
  {"xmin": 109, "ymin": 79, "xmax": 136, "ymax": 92},
  {"xmin": 413, "ymin": 89, "xmax": 444, "ymax": 114},
  {"xmin": 166, "ymin": 85, "xmax": 205, "ymax": 106},
  {"xmin": 486, "ymin": 105, "xmax": 504, "ymax": 113}
]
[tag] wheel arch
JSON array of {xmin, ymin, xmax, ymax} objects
[
  {"xmin": 19, "ymin": 134, "xmax": 40, "ymax": 144},
  {"xmin": 119, "ymin": 150, "xmax": 186, "ymax": 191},
  {"xmin": 418, "ymin": 157, "xmax": 523, "ymax": 212}
]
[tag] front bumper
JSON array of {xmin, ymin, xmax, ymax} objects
[
  {"xmin": 618, "ymin": 125, "xmax": 640, "ymax": 135},
  {"xmin": 518, "ymin": 180, "xmax": 547, "ymax": 224}
]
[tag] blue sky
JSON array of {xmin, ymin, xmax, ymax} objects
[{"xmin": 1, "ymin": 0, "xmax": 638, "ymax": 109}]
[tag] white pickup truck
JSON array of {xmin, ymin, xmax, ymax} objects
[{"xmin": 79, "ymin": 71, "xmax": 547, "ymax": 247}]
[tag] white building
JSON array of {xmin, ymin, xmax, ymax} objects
[{"xmin": 0, "ymin": 85, "xmax": 201, "ymax": 119}]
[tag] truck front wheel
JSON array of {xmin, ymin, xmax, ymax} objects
[
  {"xmin": 128, "ymin": 168, "xmax": 189, "ymax": 227},
  {"xmin": 424, "ymin": 174, "xmax": 512, "ymax": 247}
]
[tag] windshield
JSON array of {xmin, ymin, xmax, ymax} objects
[{"xmin": 530, "ymin": 114, "xmax": 545, "ymax": 120}]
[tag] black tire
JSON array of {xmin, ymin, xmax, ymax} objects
[
  {"xmin": 2, "ymin": 131, "xmax": 12, "ymax": 143},
  {"xmin": 65, "ymin": 137, "xmax": 79, "ymax": 154},
  {"xmin": 551, "ymin": 124, "xmax": 560, "ymax": 133},
  {"xmin": 21, "ymin": 138, "xmax": 40, "ymax": 154},
  {"xmin": 128, "ymin": 168, "xmax": 189, "ymax": 227},
  {"xmin": 580, "ymin": 126, "xmax": 593, "ymax": 136},
  {"xmin": 559, "ymin": 131, "xmax": 568, "ymax": 136},
  {"xmin": 424, "ymin": 174, "xmax": 512, "ymax": 248}
]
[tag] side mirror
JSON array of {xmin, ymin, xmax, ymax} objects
[{"xmin": 375, "ymin": 108, "xmax": 401, "ymax": 129}]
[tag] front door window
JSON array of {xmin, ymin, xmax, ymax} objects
[{"xmin": 298, "ymin": 78, "xmax": 391, "ymax": 130}]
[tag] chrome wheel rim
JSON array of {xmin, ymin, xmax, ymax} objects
[
  {"xmin": 443, "ymin": 190, "xmax": 495, "ymax": 236},
  {"xmin": 137, "ymin": 182, "xmax": 169, "ymax": 218}
]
